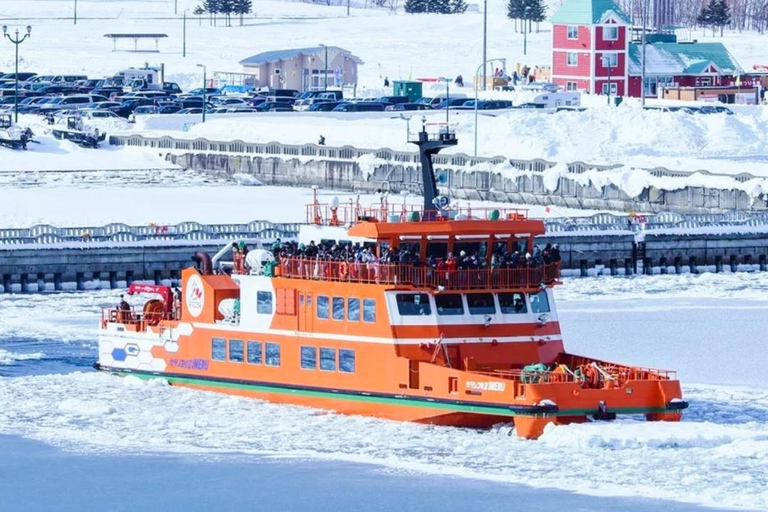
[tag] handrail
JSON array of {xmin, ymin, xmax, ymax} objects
[
  {"xmin": 277, "ymin": 257, "xmax": 560, "ymax": 291},
  {"xmin": 307, "ymin": 202, "xmax": 528, "ymax": 226}
]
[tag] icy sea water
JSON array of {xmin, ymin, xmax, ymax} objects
[{"xmin": 1, "ymin": 274, "xmax": 767, "ymax": 511}]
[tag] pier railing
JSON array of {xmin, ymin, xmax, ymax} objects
[{"xmin": 277, "ymin": 257, "xmax": 561, "ymax": 291}]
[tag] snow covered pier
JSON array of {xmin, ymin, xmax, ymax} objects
[
  {"xmin": 0, "ymin": 214, "xmax": 767, "ymax": 292},
  {"xmin": 109, "ymin": 135, "xmax": 768, "ymax": 216}
]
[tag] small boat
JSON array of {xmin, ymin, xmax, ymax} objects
[
  {"xmin": 96, "ymin": 126, "xmax": 687, "ymax": 439},
  {"xmin": 51, "ymin": 115, "xmax": 106, "ymax": 148},
  {"xmin": 0, "ymin": 114, "xmax": 32, "ymax": 150}
]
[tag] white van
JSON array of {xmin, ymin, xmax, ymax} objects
[
  {"xmin": 416, "ymin": 92, "xmax": 468, "ymax": 107},
  {"xmin": 115, "ymin": 68, "xmax": 161, "ymax": 92},
  {"xmin": 532, "ymin": 92, "xmax": 581, "ymax": 108}
]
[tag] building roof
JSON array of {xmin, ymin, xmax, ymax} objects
[
  {"xmin": 550, "ymin": 0, "xmax": 631, "ymax": 24},
  {"xmin": 627, "ymin": 42, "xmax": 743, "ymax": 76},
  {"xmin": 239, "ymin": 46, "xmax": 363, "ymax": 67}
]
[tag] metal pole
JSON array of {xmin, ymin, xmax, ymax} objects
[
  {"xmin": 74, "ymin": 0, "xmax": 77, "ymax": 24},
  {"xmin": 523, "ymin": 10, "xmax": 528, "ymax": 55},
  {"xmin": 183, "ymin": 11, "xmax": 186, "ymax": 58},
  {"xmin": 607, "ymin": 57, "xmax": 612, "ymax": 105},
  {"xmin": 324, "ymin": 45, "xmax": 328, "ymax": 91},
  {"xmin": 641, "ymin": 0, "xmax": 646, "ymax": 106},
  {"xmin": 14, "ymin": 35, "xmax": 18, "ymax": 122},
  {"xmin": 175, "ymin": 0, "xmax": 178, "ymax": 15},
  {"xmin": 445, "ymin": 79, "xmax": 449, "ymax": 126},
  {"xmin": 482, "ymin": 0, "xmax": 487, "ymax": 91},
  {"xmin": 347, "ymin": 0, "xmax": 350, "ymax": 16},
  {"xmin": 474, "ymin": 58, "xmax": 502, "ymax": 158}
]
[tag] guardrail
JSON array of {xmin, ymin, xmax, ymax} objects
[
  {"xmin": 0, "ymin": 220, "xmax": 301, "ymax": 246},
  {"xmin": 2, "ymin": 212, "xmax": 767, "ymax": 246},
  {"xmin": 108, "ymin": 134, "xmax": 764, "ymax": 184}
]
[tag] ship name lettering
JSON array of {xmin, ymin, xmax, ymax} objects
[
  {"xmin": 169, "ymin": 358, "xmax": 210, "ymax": 371},
  {"xmin": 465, "ymin": 381, "xmax": 505, "ymax": 392}
]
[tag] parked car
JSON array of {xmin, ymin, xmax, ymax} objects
[
  {"xmin": 189, "ymin": 87, "xmax": 222, "ymax": 96},
  {"xmin": 253, "ymin": 102, "xmax": 294, "ymax": 112},
  {"xmin": 129, "ymin": 105, "xmax": 159, "ymax": 122},
  {"xmin": 254, "ymin": 88, "xmax": 299, "ymax": 98},
  {"xmin": 384, "ymin": 103, "xmax": 432, "ymax": 111},
  {"xmin": 162, "ymin": 82, "xmax": 182, "ymax": 95},
  {"xmin": 416, "ymin": 94, "xmax": 467, "ymax": 107},
  {"xmin": 38, "ymin": 94, "xmax": 109, "ymax": 114},
  {"xmin": 332, "ymin": 102, "xmax": 386, "ymax": 112},
  {"xmin": 49, "ymin": 75, "xmax": 88, "ymax": 84},
  {"xmin": 158, "ymin": 105, "xmax": 182, "ymax": 114},
  {"xmin": 293, "ymin": 98, "xmax": 335, "ymax": 111},
  {"xmin": 0, "ymin": 72, "xmax": 37, "ymax": 84},
  {"xmin": 433, "ymin": 98, "xmax": 471, "ymax": 109},
  {"xmin": 308, "ymin": 101, "xmax": 342, "ymax": 112},
  {"xmin": 176, "ymin": 107, "xmax": 205, "ymax": 114},
  {"xmin": 376, "ymin": 96, "xmax": 409, "ymax": 105},
  {"xmin": 210, "ymin": 96, "xmax": 249, "ymax": 106},
  {"xmin": 113, "ymin": 98, "xmax": 156, "ymax": 118},
  {"xmin": 459, "ymin": 100, "xmax": 513, "ymax": 110},
  {"xmin": 178, "ymin": 99, "xmax": 206, "ymax": 109}
]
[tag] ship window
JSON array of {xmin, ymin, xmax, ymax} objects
[
  {"xmin": 529, "ymin": 291, "xmax": 550, "ymax": 313},
  {"xmin": 265, "ymin": 342, "xmax": 281, "ymax": 366},
  {"xmin": 317, "ymin": 296, "xmax": 329, "ymax": 319},
  {"xmin": 339, "ymin": 349, "xmax": 355, "ymax": 373},
  {"xmin": 467, "ymin": 293, "xmax": 496, "ymax": 315},
  {"xmin": 333, "ymin": 297, "xmax": 345, "ymax": 320},
  {"xmin": 426, "ymin": 242, "xmax": 448, "ymax": 259},
  {"xmin": 257, "ymin": 291, "xmax": 273, "ymax": 314},
  {"xmin": 363, "ymin": 299, "xmax": 376, "ymax": 323},
  {"xmin": 435, "ymin": 294, "xmax": 464, "ymax": 315},
  {"xmin": 320, "ymin": 347, "xmax": 336, "ymax": 371},
  {"xmin": 499, "ymin": 293, "xmax": 527, "ymax": 314},
  {"xmin": 300, "ymin": 346, "xmax": 317, "ymax": 369},
  {"xmin": 396, "ymin": 293, "xmax": 432, "ymax": 316},
  {"xmin": 229, "ymin": 339, "xmax": 244, "ymax": 362},
  {"xmin": 454, "ymin": 241, "xmax": 487, "ymax": 259},
  {"xmin": 247, "ymin": 341, "xmax": 262, "ymax": 364},
  {"xmin": 399, "ymin": 242, "xmax": 421, "ymax": 256},
  {"xmin": 348, "ymin": 298, "xmax": 360, "ymax": 321},
  {"xmin": 212, "ymin": 337, "xmax": 226, "ymax": 361}
]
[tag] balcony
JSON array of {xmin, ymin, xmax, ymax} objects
[{"xmin": 278, "ymin": 257, "xmax": 560, "ymax": 291}]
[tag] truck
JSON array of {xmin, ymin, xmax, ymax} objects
[{"xmin": 115, "ymin": 67, "xmax": 161, "ymax": 93}]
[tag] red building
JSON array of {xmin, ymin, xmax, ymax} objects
[{"xmin": 550, "ymin": 0, "xmax": 745, "ymax": 98}]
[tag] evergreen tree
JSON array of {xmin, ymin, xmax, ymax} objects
[
  {"xmin": 507, "ymin": 0, "xmax": 524, "ymax": 20},
  {"xmin": 431, "ymin": 0, "xmax": 452, "ymax": 13},
  {"xmin": 194, "ymin": 5, "xmax": 205, "ymax": 26},
  {"xmin": 696, "ymin": 0, "xmax": 714, "ymax": 34},
  {"xmin": 404, "ymin": 0, "xmax": 427, "ymax": 12},
  {"xmin": 219, "ymin": 0, "xmax": 235, "ymax": 26},
  {"xmin": 450, "ymin": 0, "xmax": 467, "ymax": 12},
  {"xmin": 203, "ymin": 0, "xmax": 219, "ymax": 26},
  {"xmin": 710, "ymin": 0, "xmax": 731, "ymax": 35},
  {"xmin": 526, "ymin": 0, "xmax": 546, "ymax": 23},
  {"xmin": 233, "ymin": 0, "xmax": 253, "ymax": 25}
]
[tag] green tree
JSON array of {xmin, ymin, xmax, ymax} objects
[
  {"xmin": 710, "ymin": 0, "xmax": 731, "ymax": 36},
  {"xmin": 203, "ymin": 0, "xmax": 219, "ymax": 25},
  {"xmin": 697, "ymin": 0, "xmax": 715, "ymax": 34},
  {"xmin": 404, "ymin": 0, "xmax": 427, "ymax": 13},
  {"xmin": 431, "ymin": 0, "xmax": 452, "ymax": 13},
  {"xmin": 233, "ymin": 0, "xmax": 253, "ymax": 25},
  {"xmin": 193, "ymin": 5, "xmax": 205, "ymax": 26},
  {"xmin": 451, "ymin": 0, "xmax": 468, "ymax": 13}
]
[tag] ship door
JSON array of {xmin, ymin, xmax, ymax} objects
[{"xmin": 298, "ymin": 292, "xmax": 314, "ymax": 332}]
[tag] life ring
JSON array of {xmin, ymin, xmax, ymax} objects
[{"xmin": 572, "ymin": 389, "xmax": 580, "ymax": 397}]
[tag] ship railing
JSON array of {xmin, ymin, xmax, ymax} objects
[
  {"xmin": 101, "ymin": 307, "xmax": 179, "ymax": 331},
  {"xmin": 473, "ymin": 364, "xmax": 676, "ymax": 386},
  {"xmin": 278, "ymin": 258, "xmax": 560, "ymax": 290},
  {"xmin": 306, "ymin": 202, "xmax": 528, "ymax": 226}
]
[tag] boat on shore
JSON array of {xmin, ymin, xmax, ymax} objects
[{"xmin": 96, "ymin": 127, "xmax": 687, "ymax": 438}]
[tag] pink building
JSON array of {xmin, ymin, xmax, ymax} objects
[{"xmin": 550, "ymin": 0, "xmax": 631, "ymax": 96}]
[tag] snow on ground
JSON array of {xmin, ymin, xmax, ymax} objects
[
  {"xmin": 2, "ymin": 0, "xmax": 768, "ymax": 176},
  {"xmin": 0, "ymin": 182, "xmax": 600, "ymax": 228}
]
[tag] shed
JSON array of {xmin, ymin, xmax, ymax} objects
[{"xmin": 393, "ymin": 81, "xmax": 422, "ymax": 102}]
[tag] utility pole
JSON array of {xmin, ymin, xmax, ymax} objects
[
  {"xmin": 641, "ymin": 0, "xmax": 647, "ymax": 106},
  {"xmin": 2, "ymin": 25, "xmax": 32, "ymax": 123},
  {"xmin": 175, "ymin": 0, "xmax": 178, "ymax": 15},
  {"xmin": 197, "ymin": 64, "xmax": 207, "ymax": 123},
  {"xmin": 74, "ymin": 0, "xmax": 78, "ymax": 24},
  {"xmin": 319, "ymin": 43, "xmax": 328, "ymax": 91},
  {"xmin": 183, "ymin": 10, "xmax": 187, "ymax": 58},
  {"xmin": 482, "ymin": 0, "xmax": 487, "ymax": 90}
]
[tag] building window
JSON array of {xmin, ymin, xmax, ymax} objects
[
  {"xmin": 265, "ymin": 342, "xmax": 281, "ymax": 366},
  {"xmin": 467, "ymin": 293, "xmax": 496, "ymax": 315},
  {"xmin": 363, "ymin": 298, "xmax": 376, "ymax": 323},
  {"xmin": 257, "ymin": 291, "xmax": 273, "ymax": 314},
  {"xmin": 339, "ymin": 349, "xmax": 355, "ymax": 373},
  {"xmin": 601, "ymin": 53, "xmax": 618, "ymax": 68},
  {"xmin": 601, "ymin": 82, "xmax": 618, "ymax": 94},
  {"xmin": 498, "ymin": 293, "xmax": 528, "ymax": 314},
  {"xmin": 603, "ymin": 26, "xmax": 619, "ymax": 41},
  {"xmin": 317, "ymin": 295, "xmax": 329, "ymax": 319},
  {"xmin": 435, "ymin": 294, "xmax": 464, "ymax": 316},
  {"xmin": 300, "ymin": 346, "xmax": 317, "ymax": 370},
  {"xmin": 348, "ymin": 298, "xmax": 360, "ymax": 321},
  {"xmin": 529, "ymin": 291, "xmax": 551, "ymax": 314},
  {"xmin": 396, "ymin": 293, "xmax": 432, "ymax": 316},
  {"xmin": 567, "ymin": 26, "xmax": 579, "ymax": 39},
  {"xmin": 212, "ymin": 338, "xmax": 226, "ymax": 361},
  {"xmin": 566, "ymin": 81, "xmax": 578, "ymax": 91},
  {"xmin": 229, "ymin": 339, "xmax": 244, "ymax": 363},
  {"xmin": 332, "ymin": 297, "xmax": 345, "ymax": 320},
  {"xmin": 320, "ymin": 347, "xmax": 336, "ymax": 371},
  {"xmin": 247, "ymin": 341, "xmax": 262, "ymax": 364},
  {"xmin": 566, "ymin": 52, "xmax": 578, "ymax": 66}
]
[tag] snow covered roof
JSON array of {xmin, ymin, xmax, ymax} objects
[
  {"xmin": 550, "ymin": 0, "xmax": 631, "ymax": 25},
  {"xmin": 239, "ymin": 46, "xmax": 363, "ymax": 67},
  {"xmin": 627, "ymin": 42, "xmax": 743, "ymax": 76}
]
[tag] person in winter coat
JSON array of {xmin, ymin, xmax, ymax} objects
[{"xmin": 384, "ymin": 77, "xmax": 390, "ymax": 87}]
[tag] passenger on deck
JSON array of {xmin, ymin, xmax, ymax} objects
[{"xmin": 118, "ymin": 295, "xmax": 131, "ymax": 322}]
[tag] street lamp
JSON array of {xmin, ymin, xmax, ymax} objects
[
  {"xmin": 2, "ymin": 25, "xmax": 32, "ymax": 123},
  {"xmin": 474, "ymin": 57, "xmax": 505, "ymax": 157},
  {"xmin": 523, "ymin": 6, "xmax": 530, "ymax": 56},
  {"xmin": 74, "ymin": 0, "xmax": 78, "ymax": 24},
  {"xmin": 182, "ymin": 10, "xmax": 187, "ymax": 58},
  {"xmin": 482, "ymin": 0, "xmax": 487, "ymax": 90},
  {"xmin": 318, "ymin": 43, "xmax": 328, "ymax": 91},
  {"xmin": 640, "ymin": 0, "xmax": 647, "ymax": 106},
  {"xmin": 197, "ymin": 64, "xmax": 206, "ymax": 123}
]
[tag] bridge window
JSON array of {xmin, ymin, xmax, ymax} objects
[
  {"xmin": 396, "ymin": 293, "xmax": 432, "ymax": 316},
  {"xmin": 499, "ymin": 293, "xmax": 527, "ymax": 314},
  {"xmin": 229, "ymin": 339, "xmax": 244, "ymax": 362},
  {"xmin": 300, "ymin": 346, "xmax": 317, "ymax": 369},
  {"xmin": 529, "ymin": 291, "xmax": 550, "ymax": 313},
  {"xmin": 435, "ymin": 294, "xmax": 464, "ymax": 316},
  {"xmin": 212, "ymin": 338, "xmax": 226, "ymax": 361},
  {"xmin": 348, "ymin": 298, "xmax": 360, "ymax": 321},
  {"xmin": 339, "ymin": 349, "xmax": 355, "ymax": 373},
  {"xmin": 317, "ymin": 296, "xmax": 330, "ymax": 319},
  {"xmin": 363, "ymin": 299, "xmax": 376, "ymax": 323},
  {"xmin": 265, "ymin": 342, "xmax": 281, "ymax": 366},
  {"xmin": 333, "ymin": 297, "xmax": 345, "ymax": 320},
  {"xmin": 257, "ymin": 291, "xmax": 273, "ymax": 314},
  {"xmin": 467, "ymin": 293, "xmax": 496, "ymax": 315},
  {"xmin": 247, "ymin": 341, "xmax": 262, "ymax": 364},
  {"xmin": 320, "ymin": 347, "xmax": 336, "ymax": 371}
]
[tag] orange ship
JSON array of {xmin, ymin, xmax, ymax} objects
[{"xmin": 96, "ymin": 128, "xmax": 687, "ymax": 438}]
